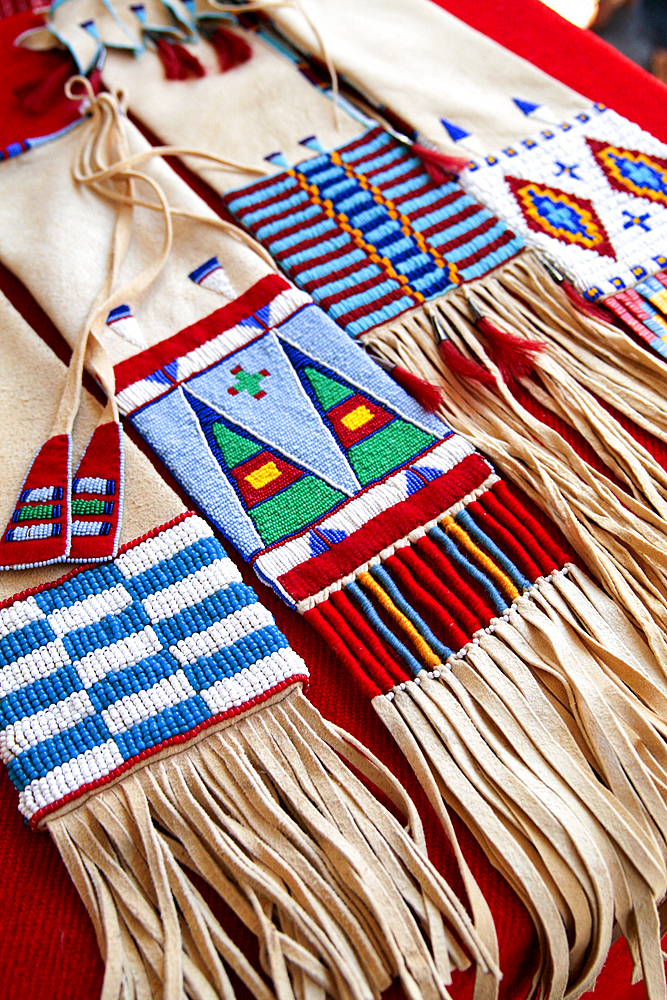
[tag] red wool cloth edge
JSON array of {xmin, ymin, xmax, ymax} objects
[{"xmin": 0, "ymin": 2, "xmax": 665, "ymax": 999}]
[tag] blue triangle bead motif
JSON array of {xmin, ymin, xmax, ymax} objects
[
  {"xmin": 440, "ymin": 118, "xmax": 472, "ymax": 143},
  {"xmin": 308, "ymin": 531, "xmax": 329, "ymax": 557},
  {"xmin": 513, "ymin": 98, "xmax": 541, "ymax": 117},
  {"xmin": 319, "ymin": 528, "xmax": 347, "ymax": 545},
  {"xmin": 405, "ymin": 468, "xmax": 428, "ymax": 495}
]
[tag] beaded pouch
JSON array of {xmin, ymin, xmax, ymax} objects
[{"xmin": 0, "ymin": 511, "xmax": 493, "ymax": 1000}]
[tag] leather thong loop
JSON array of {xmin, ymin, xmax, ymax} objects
[{"xmin": 51, "ymin": 78, "xmax": 279, "ymax": 440}]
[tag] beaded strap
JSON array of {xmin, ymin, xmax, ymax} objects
[{"xmin": 0, "ymin": 512, "xmax": 308, "ymax": 825}]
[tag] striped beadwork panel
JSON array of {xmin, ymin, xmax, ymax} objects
[
  {"xmin": 223, "ymin": 127, "xmax": 523, "ymax": 337},
  {"xmin": 304, "ymin": 478, "xmax": 573, "ymax": 695},
  {"xmin": 0, "ymin": 514, "xmax": 308, "ymax": 824}
]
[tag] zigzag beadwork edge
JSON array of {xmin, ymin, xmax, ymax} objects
[{"xmin": 0, "ymin": 512, "xmax": 308, "ymax": 826}]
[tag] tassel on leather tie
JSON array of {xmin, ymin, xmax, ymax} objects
[
  {"xmin": 463, "ymin": 289, "xmax": 545, "ymax": 383},
  {"xmin": 540, "ymin": 257, "xmax": 614, "ymax": 326},
  {"xmin": 208, "ymin": 24, "xmax": 254, "ymax": 72},
  {"xmin": 430, "ymin": 313, "xmax": 497, "ymax": 387},
  {"xmin": 368, "ymin": 352, "xmax": 444, "ymax": 412},
  {"xmin": 411, "ymin": 142, "xmax": 471, "ymax": 183},
  {"xmin": 154, "ymin": 37, "xmax": 206, "ymax": 81}
]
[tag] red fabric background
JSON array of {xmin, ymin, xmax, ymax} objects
[{"xmin": 0, "ymin": 3, "xmax": 665, "ymax": 999}]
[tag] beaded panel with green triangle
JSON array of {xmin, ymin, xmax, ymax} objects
[
  {"xmin": 278, "ymin": 338, "xmax": 437, "ymax": 487},
  {"xmin": 182, "ymin": 388, "xmax": 348, "ymax": 546}
]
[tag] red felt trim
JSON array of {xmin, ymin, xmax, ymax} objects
[
  {"xmin": 413, "ymin": 534, "xmax": 498, "ymax": 626},
  {"xmin": 113, "ymin": 273, "xmax": 289, "ymax": 393},
  {"xmin": 277, "ymin": 452, "xmax": 491, "ymax": 601},
  {"xmin": 309, "ymin": 595, "xmax": 407, "ymax": 695},
  {"xmin": 494, "ymin": 481, "xmax": 572, "ymax": 569},
  {"xmin": 466, "ymin": 499, "xmax": 542, "ymax": 582},
  {"xmin": 480, "ymin": 486, "xmax": 559, "ymax": 578},
  {"xmin": 30, "ymin": 675, "xmax": 308, "ymax": 829},
  {"xmin": 303, "ymin": 605, "xmax": 383, "ymax": 699},
  {"xmin": 68, "ymin": 421, "xmax": 122, "ymax": 562},
  {"xmin": 330, "ymin": 586, "xmax": 411, "ymax": 686},
  {"xmin": 395, "ymin": 543, "xmax": 481, "ymax": 637},
  {"xmin": 0, "ymin": 11, "xmax": 84, "ymax": 153},
  {"xmin": 0, "ymin": 433, "xmax": 70, "ymax": 568}
]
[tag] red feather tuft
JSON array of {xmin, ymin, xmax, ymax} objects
[
  {"xmin": 438, "ymin": 338, "xmax": 497, "ymax": 387},
  {"xmin": 155, "ymin": 37, "xmax": 206, "ymax": 80},
  {"xmin": 210, "ymin": 25, "xmax": 253, "ymax": 72},
  {"xmin": 561, "ymin": 278, "xmax": 614, "ymax": 324},
  {"xmin": 412, "ymin": 143, "xmax": 471, "ymax": 182},
  {"xmin": 390, "ymin": 365, "xmax": 443, "ymax": 412},
  {"xmin": 476, "ymin": 315, "xmax": 545, "ymax": 382}
]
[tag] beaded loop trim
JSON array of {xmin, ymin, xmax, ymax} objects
[{"xmin": 0, "ymin": 513, "xmax": 308, "ymax": 824}]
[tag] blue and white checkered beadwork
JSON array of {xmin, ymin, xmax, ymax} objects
[{"xmin": 0, "ymin": 514, "xmax": 308, "ymax": 824}]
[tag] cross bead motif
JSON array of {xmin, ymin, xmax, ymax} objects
[{"xmin": 227, "ymin": 365, "xmax": 271, "ymax": 399}]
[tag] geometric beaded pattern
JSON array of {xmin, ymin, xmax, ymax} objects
[
  {"xmin": 224, "ymin": 126, "xmax": 523, "ymax": 337},
  {"xmin": 463, "ymin": 103, "xmax": 667, "ymax": 299},
  {"xmin": 68, "ymin": 421, "xmax": 124, "ymax": 563},
  {"xmin": 0, "ymin": 434, "xmax": 71, "ymax": 570},
  {"xmin": 0, "ymin": 514, "xmax": 308, "ymax": 824},
  {"xmin": 113, "ymin": 276, "xmax": 485, "ymax": 606}
]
